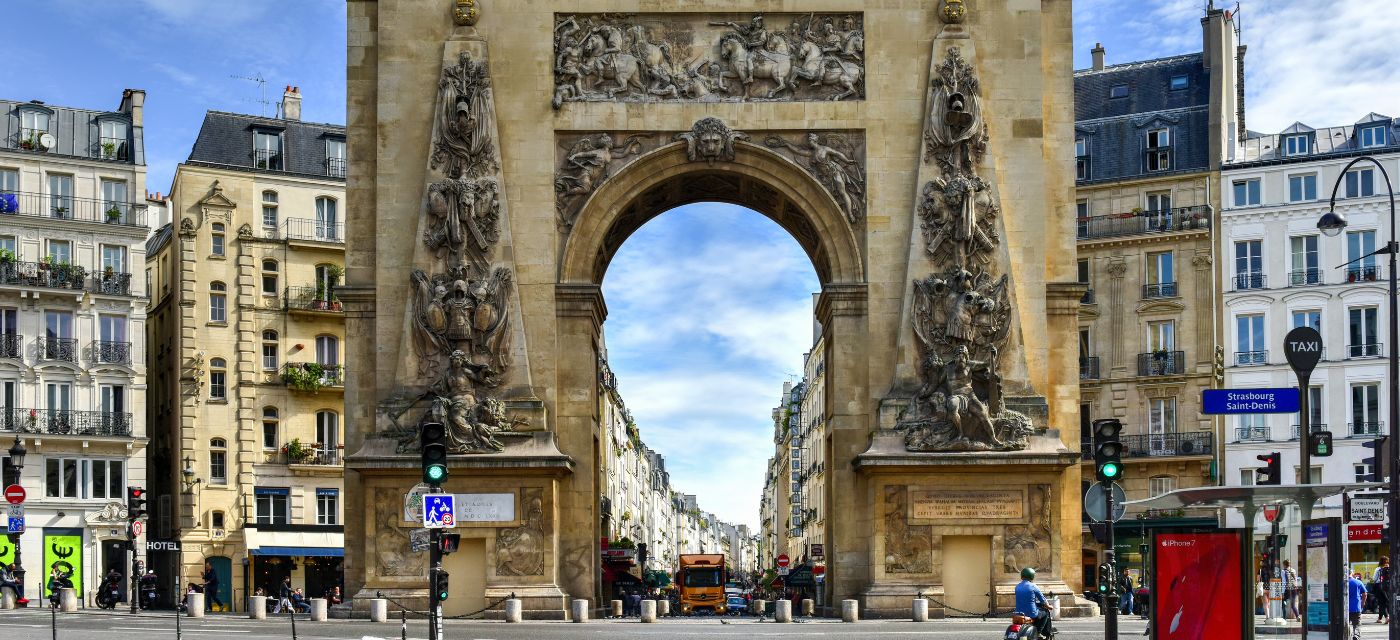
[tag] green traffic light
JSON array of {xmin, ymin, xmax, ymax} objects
[
  {"xmin": 1100, "ymin": 462, "xmax": 1121, "ymax": 478},
  {"xmin": 426, "ymin": 465, "xmax": 447, "ymax": 482}
]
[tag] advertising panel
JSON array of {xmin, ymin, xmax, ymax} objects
[
  {"xmin": 1151, "ymin": 531, "xmax": 1244, "ymax": 639},
  {"xmin": 1305, "ymin": 519, "xmax": 1345, "ymax": 640},
  {"xmin": 43, "ymin": 529, "xmax": 83, "ymax": 598}
]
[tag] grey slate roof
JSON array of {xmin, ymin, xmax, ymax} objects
[
  {"xmin": 0, "ymin": 98, "xmax": 145, "ymax": 165},
  {"xmin": 185, "ymin": 110, "xmax": 345, "ymax": 180},
  {"xmin": 1232, "ymin": 116, "xmax": 1400, "ymax": 166}
]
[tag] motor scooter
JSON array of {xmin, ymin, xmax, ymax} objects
[
  {"xmin": 96, "ymin": 573, "xmax": 123, "ymax": 610},
  {"xmin": 139, "ymin": 571, "xmax": 159, "ymax": 610},
  {"xmin": 1004, "ymin": 592, "xmax": 1056, "ymax": 640}
]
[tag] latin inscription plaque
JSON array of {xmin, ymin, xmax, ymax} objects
[{"xmin": 909, "ymin": 489, "xmax": 1025, "ymax": 521}]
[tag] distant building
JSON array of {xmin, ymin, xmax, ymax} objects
[{"xmin": 0, "ymin": 89, "xmax": 150, "ymax": 605}]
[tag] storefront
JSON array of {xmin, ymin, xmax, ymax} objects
[{"xmin": 245, "ymin": 527, "xmax": 345, "ymax": 602}]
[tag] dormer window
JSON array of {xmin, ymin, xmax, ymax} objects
[
  {"xmin": 97, "ymin": 118, "xmax": 129, "ymax": 161},
  {"xmin": 1360, "ymin": 125, "xmax": 1387, "ymax": 149},
  {"xmin": 1146, "ymin": 128, "xmax": 1171, "ymax": 172},
  {"xmin": 19, "ymin": 108, "xmax": 49, "ymax": 146},
  {"xmin": 1075, "ymin": 138, "xmax": 1090, "ymax": 180},
  {"xmin": 326, "ymin": 138, "xmax": 346, "ymax": 178},
  {"xmin": 1109, "ymin": 84, "xmax": 1129, "ymax": 99},
  {"xmin": 253, "ymin": 130, "xmax": 282, "ymax": 170},
  {"xmin": 1169, "ymin": 75, "xmax": 1188, "ymax": 90},
  {"xmin": 1284, "ymin": 134, "xmax": 1310, "ymax": 157}
]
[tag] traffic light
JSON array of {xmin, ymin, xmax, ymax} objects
[
  {"xmin": 1097, "ymin": 563, "xmax": 1115, "ymax": 596},
  {"xmin": 638, "ymin": 542, "xmax": 649, "ymax": 569},
  {"xmin": 1256, "ymin": 452, "xmax": 1281, "ymax": 486},
  {"xmin": 421, "ymin": 422, "xmax": 449, "ymax": 485},
  {"xmin": 440, "ymin": 533, "xmax": 461, "ymax": 555},
  {"xmin": 1309, "ymin": 431, "xmax": 1333, "ymax": 458},
  {"xmin": 432, "ymin": 568, "xmax": 450, "ymax": 602},
  {"xmin": 1361, "ymin": 437, "xmax": 1391, "ymax": 483},
  {"xmin": 1092, "ymin": 419, "xmax": 1123, "ymax": 482},
  {"xmin": 126, "ymin": 486, "xmax": 147, "ymax": 520}
]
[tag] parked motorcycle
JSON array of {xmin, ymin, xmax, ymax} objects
[
  {"xmin": 96, "ymin": 571, "xmax": 123, "ymax": 610},
  {"xmin": 1004, "ymin": 592, "xmax": 1056, "ymax": 640},
  {"xmin": 139, "ymin": 571, "xmax": 159, "ymax": 610},
  {"xmin": 47, "ymin": 572, "xmax": 74, "ymax": 609}
]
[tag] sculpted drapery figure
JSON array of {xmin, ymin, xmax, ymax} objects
[
  {"xmin": 764, "ymin": 133, "xmax": 864, "ymax": 223},
  {"xmin": 433, "ymin": 52, "xmax": 497, "ymax": 179}
]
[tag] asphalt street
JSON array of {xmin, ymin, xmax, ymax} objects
[{"xmin": 0, "ymin": 609, "xmax": 1392, "ymax": 639}]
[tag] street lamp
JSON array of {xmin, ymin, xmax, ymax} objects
[
  {"xmin": 181, "ymin": 456, "xmax": 202, "ymax": 492},
  {"xmin": 1317, "ymin": 155, "xmax": 1398, "ymax": 640},
  {"xmin": 7, "ymin": 436, "xmax": 26, "ymax": 589}
]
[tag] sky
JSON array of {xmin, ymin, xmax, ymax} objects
[{"xmin": 5, "ymin": 1, "xmax": 1399, "ymax": 531}]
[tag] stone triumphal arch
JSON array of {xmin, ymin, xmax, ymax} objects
[{"xmin": 343, "ymin": 0, "xmax": 1088, "ymax": 618}]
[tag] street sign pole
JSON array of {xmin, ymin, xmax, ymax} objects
[
  {"xmin": 1103, "ymin": 475, "xmax": 1118, "ymax": 639},
  {"xmin": 1285, "ymin": 325, "xmax": 1324, "ymax": 631}
]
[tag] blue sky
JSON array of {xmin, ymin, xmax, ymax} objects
[{"xmin": 6, "ymin": 1, "xmax": 1398, "ymax": 530}]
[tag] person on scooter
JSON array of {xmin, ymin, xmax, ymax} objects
[
  {"xmin": 1015, "ymin": 567, "xmax": 1055, "ymax": 639},
  {"xmin": 139, "ymin": 569, "xmax": 159, "ymax": 609},
  {"xmin": 99, "ymin": 568, "xmax": 123, "ymax": 608}
]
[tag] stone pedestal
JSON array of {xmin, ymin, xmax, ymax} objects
[
  {"xmin": 912, "ymin": 598, "xmax": 929, "ymax": 622},
  {"xmin": 640, "ymin": 599, "xmax": 656, "ymax": 623},
  {"xmin": 504, "ymin": 599, "xmax": 522, "ymax": 622},
  {"xmin": 775, "ymin": 600, "xmax": 792, "ymax": 623},
  {"xmin": 571, "ymin": 598, "xmax": 589, "ymax": 622},
  {"xmin": 184, "ymin": 592, "xmax": 203, "ymax": 617},
  {"xmin": 841, "ymin": 599, "xmax": 858, "ymax": 622},
  {"xmin": 248, "ymin": 596, "xmax": 267, "ymax": 619},
  {"xmin": 611, "ymin": 599, "xmax": 623, "ymax": 618},
  {"xmin": 369, "ymin": 598, "xmax": 388, "ymax": 622},
  {"xmin": 657, "ymin": 599, "xmax": 670, "ymax": 616},
  {"xmin": 309, "ymin": 598, "xmax": 327, "ymax": 621},
  {"xmin": 1, "ymin": 586, "xmax": 16, "ymax": 610},
  {"xmin": 802, "ymin": 599, "xmax": 814, "ymax": 616}
]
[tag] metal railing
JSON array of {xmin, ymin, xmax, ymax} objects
[
  {"xmin": 38, "ymin": 337, "xmax": 78, "ymax": 363},
  {"xmin": 1346, "ymin": 265, "xmax": 1382, "ymax": 283},
  {"xmin": 1076, "ymin": 205, "xmax": 1212, "ymax": 240},
  {"xmin": 0, "ymin": 334, "xmax": 20, "ymax": 359},
  {"xmin": 0, "ymin": 408, "xmax": 132, "ymax": 436},
  {"xmin": 17, "ymin": 127, "xmax": 45, "ymax": 150},
  {"xmin": 285, "ymin": 285, "xmax": 342, "ymax": 312},
  {"xmin": 254, "ymin": 149, "xmax": 283, "ymax": 171},
  {"xmin": 1122, "ymin": 432, "xmax": 1214, "ymax": 458},
  {"xmin": 278, "ymin": 362, "xmax": 346, "ymax": 390},
  {"xmin": 1289, "ymin": 268, "xmax": 1323, "ymax": 286},
  {"xmin": 96, "ymin": 137, "xmax": 130, "ymax": 161},
  {"xmin": 1351, "ymin": 421, "xmax": 1384, "ymax": 437},
  {"xmin": 90, "ymin": 272, "xmax": 133, "ymax": 296},
  {"xmin": 263, "ymin": 449, "xmax": 342, "ymax": 466},
  {"xmin": 1236, "ymin": 350, "xmax": 1268, "ymax": 366},
  {"xmin": 1348, "ymin": 343, "xmax": 1383, "ymax": 358},
  {"xmin": 1081, "ymin": 288, "xmax": 1096, "ymax": 304},
  {"xmin": 1292, "ymin": 423, "xmax": 1326, "ymax": 440},
  {"xmin": 1235, "ymin": 426, "xmax": 1270, "ymax": 442},
  {"xmin": 0, "ymin": 261, "xmax": 87, "ymax": 290},
  {"xmin": 1233, "ymin": 272, "xmax": 1266, "ymax": 291},
  {"xmin": 0, "ymin": 190, "xmax": 147, "ymax": 226},
  {"xmin": 1138, "ymin": 351, "xmax": 1186, "ymax": 376},
  {"xmin": 93, "ymin": 341, "xmax": 132, "ymax": 365},
  {"xmin": 283, "ymin": 218, "xmax": 344, "ymax": 243},
  {"xmin": 1143, "ymin": 282, "xmax": 1178, "ymax": 298},
  {"xmin": 1079, "ymin": 357, "xmax": 1101, "ymax": 380},
  {"xmin": 327, "ymin": 157, "xmax": 346, "ymax": 178}
]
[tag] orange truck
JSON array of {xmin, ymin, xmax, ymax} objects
[{"xmin": 676, "ymin": 554, "xmax": 728, "ymax": 615}]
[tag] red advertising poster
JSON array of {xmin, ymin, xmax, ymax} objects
[{"xmin": 1153, "ymin": 532, "xmax": 1243, "ymax": 640}]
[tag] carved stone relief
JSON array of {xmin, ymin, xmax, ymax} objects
[
  {"xmin": 765, "ymin": 132, "xmax": 865, "ymax": 223},
  {"xmin": 1002, "ymin": 485, "xmax": 1053, "ymax": 573},
  {"xmin": 375, "ymin": 488, "xmax": 426, "ymax": 577},
  {"xmin": 551, "ymin": 13, "xmax": 864, "ymax": 108},
  {"xmin": 884, "ymin": 486, "xmax": 932, "ymax": 574},
  {"xmin": 495, "ymin": 488, "xmax": 546, "ymax": 576},
  {"xmin": 679, "ymin": 117, "xmax": 748, "ymax": 165}
]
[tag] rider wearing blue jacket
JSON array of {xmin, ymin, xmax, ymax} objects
[{"xmin": 1015, "ymin": 567, "xmax": 1055, "ymax": 639}]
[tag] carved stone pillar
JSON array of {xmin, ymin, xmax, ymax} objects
[
  {"xmin": 1105, "ymin": 259, "xmax": 1127, "ymax": 373},
  {"xmin": 816, "ymin": 283, "xmax": 870, "ymax": 608},
  {"xmin": 554, "ymin": 284, "xmax": 607, "ymax": 605},
  {"xmin": 1192, "ymin": 251, "xmax": 1214, "ymax": 369}
]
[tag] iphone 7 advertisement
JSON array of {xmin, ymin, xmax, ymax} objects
[{"xmin": 1151, "ymin": 531, "xmax": 1245, "ymax": 639}]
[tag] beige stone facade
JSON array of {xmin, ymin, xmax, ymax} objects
[{"xmin": 345, "ymin": 0, "xmax": 1083, "ymax": 619}]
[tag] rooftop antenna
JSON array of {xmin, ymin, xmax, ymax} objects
[{"xmin": 230, "ymin": 73, "xmax": 273, "ymax": 117}]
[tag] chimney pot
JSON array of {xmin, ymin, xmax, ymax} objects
[
  {"xmin": 282, "ymin": 85, "xmax": 303, "ymax": 121},
  {"xmin": 1091, "ymin": 42, "xmax": 1106, "ymax": 71}
]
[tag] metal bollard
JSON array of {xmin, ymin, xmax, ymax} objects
[
  {"xmin": 841, "ymin": 599, "xmax": 859, "ymax": 622},
  {"xmin": 913, "ymin": 598, "xmax": 929, "ymax": 622},
  {"xmin": 369, "ymin": 598, "xmax": 388, "ymax": 623},
  {"xmin": 641, "ymin": 599, "xmax": 657, "ymax": 623},
  {"xmin": 248, "ymin": 595, "xmax": 267, "ymax": 619},
  {"xmin": 802, "ymin": 598, "xmax": 814, "ymax": 616},
  {"xmin": 775, "ymin": 599, "xmax": 792, "ymax": 623},
  {"xmin": 185, "ymin": 592, "xmax": 204, "ymax": 617},
  {"xmin": 309, "ymin": 598, "xmax": 327, "ymax": 621},
  {"xmin": 571, "ymin": 598, "xmax": 590, "ymax": 622}
]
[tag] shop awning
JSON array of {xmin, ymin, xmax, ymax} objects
[{"xmin": 251, "ymin": 546, "xmax": 344, "ymax": 557}]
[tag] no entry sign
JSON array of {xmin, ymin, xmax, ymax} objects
[
  {"xmin": 777, "ymin": 554, "xmax": 790, "ymax": 568},
  {"xmin": 3, "ymin": 484, "xmax": 24, "ymax": 505}
]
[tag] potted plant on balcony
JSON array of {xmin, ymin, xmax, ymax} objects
[
  {"xmin": 101, "ymin": 141, "xmax": 117, "ymax": 159},
  {"xmin": 105, "ymin": 206, "xmax": 122, "ymax": 223},
  {"xmin": 38, "ymin": 256, "xmax": 51, "ymax": 271},
  {"xmin": 19, "ymin": 135, "xmax": 36, "ymax": 151},
  {"xmin": 0, "ymin": 248, "xmax": 14, "ymax": 266},
  {"xmin": 281, "ymin": 438, "xmax": 314, "ymax": 463},
  {"xmin": 53, "ymin": 206, "xmax": 68, "ymax": 219}
]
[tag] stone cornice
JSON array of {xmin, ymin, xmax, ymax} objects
[
  {"xmin": 815, "ymin": 283, "xmax": 868, "ymax": 324},
  {"xmin": 1046, "ymin": 282, "xmax": 1089, "ymax": 316},
  {"xmin": 556, "ymin": 283, "xmax": 608, "ymax": 332},
  {"xmin": 1077, "ymin": 228, "xmax": 1211, "ymax": 250}
]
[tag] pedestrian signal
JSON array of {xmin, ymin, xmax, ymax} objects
[{"xmin": 1256, "ymin": 452, "xmax": 1281, "ymax": 485}]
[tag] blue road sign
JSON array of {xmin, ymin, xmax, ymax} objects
[
  {"xmin": 1202, "ymin": 388, "xmax": 1300, "ymax": 414},
  {"xmin": 423, "ymin": 494, "xmax": 456, "ymax": 529}
]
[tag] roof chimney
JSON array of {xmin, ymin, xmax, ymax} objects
[
  {"xmin": 281, "ymin": 85, "xmax": 301, "ymax": 121},
  {"xmin": 1091, "ymin": 43, "xmax": 1106, "ymax": 71}
]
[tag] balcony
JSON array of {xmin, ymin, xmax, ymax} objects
[
  {"xmin": 254, "ymin": 149, "xmax": 283, "ymax": 171},
  {"xmin": 1081, "ymin": 288, "xmax": 1096, "ymax": 304},
  {"xmin": 1348, "ymin": 343, "xmax": 1383, "ymax": 359},
  {"xmin": 263, "ymin": 448, "xmax": 342, "ymax": 466},
  {"xmin": 1235, "ymin": 426, "xmax": 1270, "ymax": 442},
  {"xmin": 1289, "ymin": 269, "xmax": 1323, "ymax": 286},
  {"xmin": 1142, "ymin": 282, "xmax": 1178, "ymax": 299},
  {"xmin": 38, "ymin": 337, "xmax": 78, "ymax": 363},
  {"xmin": 1233, "ymin": 273, "xmax": 1266, "ymax": 291},
  {"xmin": 89, "ymin": 271, "xmax": 133, "ymax": 296},
  {"xmin": 278, "ymin": 362, "xmax": 345, "ymax": 392},
  {"xmin": 1347, "ymin": 265, "xmax": 1382, "ymax": 283},
  {"xmin": 96, "ymin": 136, "xmax": 131, "ymax": 161},
  {"xmin": 1137, "ymin": 350, "xmax": 1185, "ymax": 376},
  {"xmin": 327, "ymin": 157, "xmax": 346, "ymax": 178},
  {"xmin": 285, "ymin": 286, "xmax": 343, "ymax": 313},
  {"xmin": 0, "ymin": 191, "xmax": 147, "ymax": 227},
  {"xmin": 1076, "ymin": 205, "xmax": 1212, "ymax": 241},
  {"xmin": 1351, "ymin": 422, "xmax": 1384, "ymax": 437},
  {"xmin": 0, "ymin": 261, "xmax": 87, "ymax": 291},
  {"xmin": 0, "ymin": 408, "xmax": 132, "ymax": 437},
  {"xmin": 92, "ymin": 341, "xmax": 132, "ymax": 365},
  {"xmin": 1235, "ymin": 351, "xmax": 1268, "ymax": 366},
  {"xmin": 1079, "ymin": 356, "xmax": 1101, "ymax": 380},
  {"xmin": 0, "ymin": 333, "xmax": 19, "ymax": 359},
  {"xmin": 1292, "ymin": 423, "xmax": 1326, "ymax": 440},
  {"xmin": 1079, "ymin": 433, "xmax": 1214, "ymax": 460},
  {"xmin": 283, "ymin": 218, "xmax": 343, "ymax": 244}
]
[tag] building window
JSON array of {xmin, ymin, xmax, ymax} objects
[
  {"xmin": 1233, "ymin": 178, "xmax": 1261, "ymax": 207},
  {"xmin": 1234, "ymin": 240, "xmax": 1263, "ymax": 289},
  {"xmin": 316, "ymin": 411, "xmax": 339, "ymax": 458},
  {"xmin": 1238, "ymin": 414, "xmax": 1267, "ymax": 441},
  {"xmin": 49, "ymin": 174, "xmax": 73, "ymax": 218},
  {"xmin": 44, "ymin": 458, "xmax": 81, "ymax": 498},
  {"xmin": 327, "ymin": 139, "xmax": 347, "ymax": 178},
  {"xmin": 1148, "ymin": 475, "xmax": 1177, "ymax": 498},
  {"xmin": 263, "ymin": 407, "xmax": 279, "ymax": 449},
  {"xmin": 1284, "ymin": 134, "xmax": 1310, "ymax": 157},
  {"xmin": 315, "ymin": 197, "xmax": 339, "ymax": 241},
  {"xmin": 1241, "ymin": 469, "xmax": 1257, "ymax": 486},
  {"xmin": 1075, "ymin": 138, "xmax": 1089, "ymax": 180},
  {"xmin": 1145, "ymin": 190, "xmax": 1173, "ymax": 229},
  {"xmin": 262, "ymin": 191, "xmax": 279, "ymax": 230},
  {"xmin": 1348, "ymin": 230, "xmax": 1379, "ymax": 281},
  {"xmin": 1289, "ymin": 174, "xmax": 1318, "ymax": 202},
  {"xmin": 261, "ymin": 260, "xmax": 278, "ymax": 296},
  {"xmin": 98, "ymin": 119, "xmax": 129, "ymax": 160},
  {"xmin": 210, "ymin": 438, "xmax": 227, "ymax": 485},
  {"xmin": 1077, "ymin": 258, "xmax": 1090, "ymax": 284},
  {"xmin": 1169, "ymin": 75, "xmax": 1188, "ymax": 90},
  {"xmin": 1352, "ymin": 384, "xmax": 1381, "ymax": 436},
  {"xmin": 1292, "ymin": 309, "xmax": 1322, "ymax": 332},
  {"xmin": 1345, "ymin": 168, "xmax": 1376, "ymax": 198},
  {"xmin": 101, "ymin": 244, "xmax": 128, "ymax": 275},
  {"xmin": 211, "ymin": 511, "xmax": 226, "ymax": 529},
  {"xmin": 1148, "ymin": 320, "xmax": 1175, "ymax": 351},
  {"xmin": 254, "ymin": 131, "xmax": 283, "ymax": 170},
  {"xmin": 317, "ymin": 489, "xmax": 340, "ymax": 525},
  {"xmin": 46, "ymin": 239, "xmax": 72, "ymax": 266},
  {"xmin": 1109, "ymin": 84, "xmax": 1129, "ymax": 99},
  {"xmin": 209, "ymin": 358, "xmax": 227, "ymax": 400},
  {"xmin": 1360, "ymin": 126, "xmax": 1387, "ymax": 149},
  {"xmin": 1289, "ymin": 235, "xmax": 1320, "ymax": 285},
  {"xmin": 209, "ymin": 282, "xmax": 227, "ymax": 323},
  {"xmin": 1348, "ymin": 307, "xmax": 1380, "ymax": 358},
  {"xmin": 1146, "ymin": 128, "xmax": 1171, "ymax": 172},
  {"xmin": 1145, "ymin": 250, "xmax": 1174, "ymax": 297},
  {"xmin": 0, "ymin": 168, "xmax": 17, "ymax": 194},
  {"xmin": 1236, "ymin": 314, "xmax": 1266, "ymax": 365},
  {"xmin": 1356, "ymin": 464, "xmax": 1375, "ymax": 483},
  {"xmin": 211, "ymin": 223, "xmax": 225, "ymax": 256},
  {"xmin": 255, "ymin": 488, "xmax": 291, "ymax": 524},
  {"xmin": 262, "ymin": 330, "xmax": 279, "ymax": 370},
  {"xmin": 20, "ymin": 109, "xmax": 50, "ymax": 143},
  {"xmin": 101, "ymin": 180, "xmax": 129, "ymax": 223}
]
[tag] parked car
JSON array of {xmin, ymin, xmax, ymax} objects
[{"xmin": 726, "ymin": 595, "xmax": 747, "ymax": 615}]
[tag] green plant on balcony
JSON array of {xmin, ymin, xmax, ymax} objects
[
  {"xmin": 19, "ymin": 135, "xmax": 37, "ymax": 151},
  {"xmin": 101, "ymin": 142, "xmax": 117, "ymax": 159},
  {"xmin": 282, "ymin": 362, "xmax": 328, "ymax": 391},
  {"xmin": 105, "ymin": 206, "xmax": 122, "ymax": 222},
  {"xmin": 281, "ymin": 438, "xmax": 315, "ymax": 463},
  {"xmin": 0, "ymin": 248, "xmax": 14, "ymax": 265},
  {"xmin": 609, "ymin": 537, "xmax": 636, "ymax": 550}
]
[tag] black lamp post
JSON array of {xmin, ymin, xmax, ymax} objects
[
  {"xmin": 7, "ymin": 436, "xmax": 26, "ymax": 588},
  {"xmin": 1317, "ymin": 155, "xmax": 1398, "ymax": 640}
]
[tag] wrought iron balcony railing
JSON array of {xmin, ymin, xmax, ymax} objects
[
  {"xmin": 38, "ymin": 337, "xmax": 78, "ymax": 363},
  {"xmin": 1236, "ymin": 350, "xmax": 1268, "ymax": 366},
  {"xmin": 1235, "ymin": 426, "xmax": 1270, "ymax": 442},
  {"xmin": 1348, "ymin": 343, "xmax": 1383, "ymax": 359},
  {"xmin": 1137, "ymin": 351, "xmax": 1185, "ymax": 376},
  {"xmin": 1289, "ymin": 268, "xmax": 1323, "ymax": 286},
  {"xmin": 0, "ymin": 190, "xmax": 147, "ymax": 226},
  {"xmin": 96, "ymin": 136, "xmax": 131, "ymax": 161},
  {"xmin": 1351, "ymin": 421, "xmax": 1384, "ymax": 437},
  {"xmin": 1143, "ymin": 282, "xmax": 1178, "ymax": 298},
  {"xmin": 0, "ymin": 261, "xmax": 87, "ymax": 290},
  {"xmin": 285, "ymin": 285, "xmax": 342, "ymax": 312},
  {"xmin": 283, "ymin": 218, "xmax": 344, "ymax": 243},
  {"xmin": 278, "ymin": 362, "xmax": 346, "ymax": 391},
  {"xmin": 1347, "ymin": 265, "xmax": 1382, "ymax": 283},
  {"xmin": 254, "ymin": 149, "xmax": 283, "ymax": 171},
  {"xmin": 1079, "ymin": 432, "xmax": 1214, "ymax": 460},
  {"xmin": 1233, "ymin": 272, "xmax": 1266, "ymax": 291},
  {"xmin": 93, "ymin": 341, "xmax": 132, "ymax": 365},
  {"xmin": 1079, "ymin": 357, "xmax": 1101, "ymax": 380},
  {"xmin": 264, "ymin": 448, "xmax": 342, "ymax": 466},
  {"xmin": 89, "ymin": 272, "xmax": 133, "ymax": 296},
  {"xmin": 1076, "ymin": 205, "xmax": 1212, "ymax": 240},
  {"xmin": 327, "ymin": 157, "xmax": 346, "ymax": 178},
  {"xmin": 0, "ymin": 408, "xmax": 132, "ymax": 437},
  {"xmin": 0, "ymin": 333, "xmax": 19, "ymax": 359},
  {"xmin": 1292, "ymin": 423, "xmax": 1326, "ymax": 440}
]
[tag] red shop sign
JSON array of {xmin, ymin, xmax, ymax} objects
[{"xmin": 1348, "ymin": 524, "xmax": 1382, "ymax": 541}]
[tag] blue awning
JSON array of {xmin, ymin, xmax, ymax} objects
[{"xmin": 251, "ymin": 546, "xmax": 344, "ymax": 557}]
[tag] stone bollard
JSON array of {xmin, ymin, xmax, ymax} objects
[
  {"xmin": 641, "ymin": 599, "xmax": 657, "ymax": 623},
  {"xmin": 309, "ymin": 598, "xmax": 327, "ymax": 621},
  {"xmin": 913, "ymin": 598, "xmax": 929, "ymax": 622},
  {"xmin": 611, "ymin": 599, "xmax": 623, "ymax": 618},
  {"xmin": 571, "ymin": 598, "xmax": 589, "ymax": 622},
  {"xmin": 59, "ymin": 588, "xmax": 77, "ymax": 612},
  {"xmin": 248, "ymin": 595, "xmax": 267, "ymax": 619},
  {"xmin": 185, "ymin": 592, "xmax": 204, "ymax": 617},
  {"xmin": 841, "ymin": 599, "xmax": 859, "ymax": 622},
  {"xmin": 775, "ymin": 599, "xmax": 792, "ymax": 623},
  {"xmin": 1, "ymin": 586, "xmax": 16, "ymax": 610},
  {"xmin": 754, "ymin": 599, "xmax": 766, "ymax": 616},
  {"xmin": 503, "ymin": 599, "xmax": 522, "ymax": 623},
  {"xmin": 369, "ymin": 598, "xmax": 388, "ymax": 623},
  {"xmin": 657, "ymin": 599, "xmax": 670, "ymax": 616},
  {"xmin": 802, "ymin": 599, "xmax": 814, "ymax": 616}
]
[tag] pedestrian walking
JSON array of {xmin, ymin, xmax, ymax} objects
[
  {"xmin": 1118, "ymin": 568, "xmax": 1134, "ymax": 615},
  {"xmin": 202, "ymin": 561, "xmax": 225, "ymax": 612},
  {"xmin": 1281, "ymin": 560, "xmax": 1298, "ymax": 620},
  {"xmin": 1375, "ymin": 557, "xmax": 1391, "ymax": 624},
  {"xmin": 1350, "ymin": 571, "xmax": 1368, "ymax": 640},
  {"xmin": 272, "ymin": 576, "xmax": 295, "ymax": 614},
  {"xmin": 628, "ymin": 590, "xmax": 642, "ymax": 617}
]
